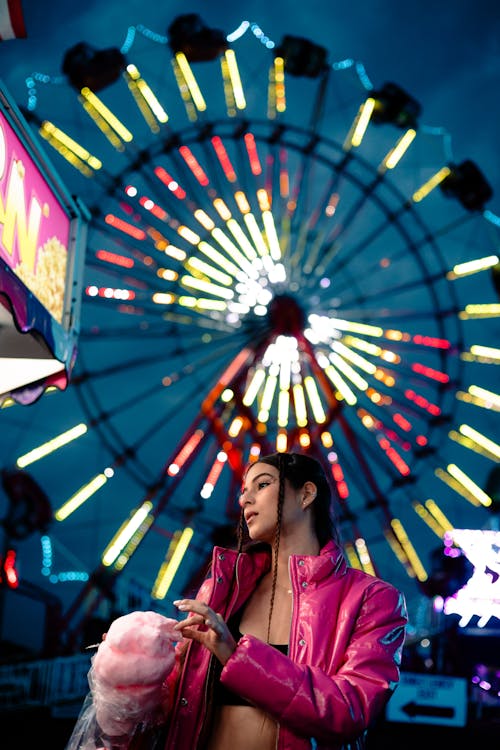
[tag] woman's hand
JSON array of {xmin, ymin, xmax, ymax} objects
[{"xmin": 173, "ymin": 599, "xmax": 237, "ymax": 665}]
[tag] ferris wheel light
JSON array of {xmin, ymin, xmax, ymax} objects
[
  {"xmin": 262, "ymin": 211, "xmax": 282, "ymax": 260},
  {"xmin": 390, "ymin": 519, "xmax": 427, "ymax": 581},
  {"xmin": 186, "ymin": 257, "xmax": 232, "ymax": 285},
  {"xmin": 446, "ymin": 464, "xmax": 493, "ymax": 507},
  {"xmin": 464, "ymin": 385, "xmax": 500, "ymax": 411},
  {"xmin": 331, "ymin": 341, "xmax": 377, "ymax": 374},
  {"xmin": 221, "ymin": 49, "xmax": 246, "ymax": 111},
  {"xmin": 16, "ymin": 423, "xmax": 88, "ymax": 468},
  {"xmin": 411, "ymin": 501, "xmax": 447, "ymax": 538},
  {"xmin": 105, "ymin": 214, "xmax": 146, "ymax": 240},
  {"xmin": 198, "ymin": 241, "xmax": 241, "ymax": 277},
  {"xmin": 459, "ymin": 303, "xmax": 500, "ymax": 319},
  {"xmin": 448, "ymin": 254, "xmax": 499, "ymax": 279},
  {"xmin": 380, "ymin": 128, "xmax": 416, "ymax": 171},
  {"xmin": 329, "ymin": 352, "xmax": 369, "ymax": 391},
  {"xmin": 276, "ymin": 430, "xmax": 288, "ymax": 452},
  {"xmin": 124, "ymin": 64, "xmax": 168, "ymax": 126},
  {"xmin": 55, "ymin": 473, "xmax": 109, "ymax": 521},
  {"xmin": 181, "ymin": 275, "xmax": 234, "ymax": 300},
  {"xmin": 211, "ymin": 137, "xmax": 237, "ymax": 183},
  {"xmin": 412, "ymin": 166, "xmax": 451, "ymax": 202},
  {"xmin": 344, "ymin": 97, "xmax": 375, "ymax": 150},
  {"xmin": 354, "ymin": 537, "xmax": 377, "ymax": 576},
  {"xmin": 213, "ymin": 197, "xmax": 232, "ymax": 219},
  {"xmin": 243, "ymin": 133, "xmax": 263, "ymax": 175},
  {"xmin": 469, "ymin": 344, "xmax": 500, "ymax": 360},
  {"xmin": 324, "ymin": 364, "xmax": 357, "ymax": 405},
  {"xmin": 344, "ymin": 543, "xmax": 363, "ymax": 571},
  {"xmin": 268, "ymin": 56, "xmax": 286, "ymax": 118},
  {"xmin": 152, "ymin": 525, "xmax": 194, "ymax": 598},
  {"xmin": 304, "ymin": 376, "xmax": 326, "ymax": 423},
  {"xmin": 39, "ymin": 120, "xmax": 102, "ymax": 170},
  {"xmin": 173, "ymin": 52, "xmax": 207, "ymax": 112},
  {"xmin": 244, "ymin": 213, "xmax": 270, "ymax": 257},
  {"xmin": 234, "ymin": 190, "xmax": 251, "ymax": 213},
  {"xmin": 424, "ymin": 499, "xmax": 454, "ymax": 533},
  {"xmin": 458, "ymin": 424, "xmax": 500, "ymax": 459},
  {"xmin": 277, "ymin": 389, "xmax": 290, "ymax": 427},
  {"xmin": 226, "ymin": 219, "xmax": 258, "ymax": 260},
  {"xmin": 80, "ymin": 87, "xmax": 133, "ymax": 144},
  {"xmin": 211, "ymin": 228, "xmax": 256, "ymax": 276}
]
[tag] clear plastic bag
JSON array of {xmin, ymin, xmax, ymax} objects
[{"xmin": 64, "ymin": 611, "xmax": 179, "ymax": 750}]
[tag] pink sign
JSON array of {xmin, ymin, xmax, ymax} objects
[{"xmin": 0, "ymin": 110, "xmax": 71, "ymax": 323}]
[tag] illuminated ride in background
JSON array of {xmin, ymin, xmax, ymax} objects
[{"xmin": 4, "ymin": 14, "xmax": 500, "ymax": 648}]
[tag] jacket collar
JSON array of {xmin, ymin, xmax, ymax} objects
[{"xmin": 212, "ymin": 538, "xmax": 347, "ymax": 585}]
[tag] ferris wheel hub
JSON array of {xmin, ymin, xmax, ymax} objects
[{"xmin": 268, "ymin": 294, "xmax": 305, "ymax": 335}]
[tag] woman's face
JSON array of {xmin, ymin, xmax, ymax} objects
[{"xmin": 239, "ymin": 461, "xmax": 305, "ymax": 543}]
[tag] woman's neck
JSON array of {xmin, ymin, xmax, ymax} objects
[{"xmin": 270, "ymin": 532, "xmax": 321, "ymax": 584}]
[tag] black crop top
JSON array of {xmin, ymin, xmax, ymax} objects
[{"xmin": 214, "ymin": 608, "xmax": 288, "ymax": 707}]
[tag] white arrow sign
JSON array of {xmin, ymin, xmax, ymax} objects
[{"xmin": 386, "ymin": 671, "xmax": 467, "ymax": 727}]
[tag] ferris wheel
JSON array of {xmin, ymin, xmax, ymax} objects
[{"xmin": 3, "ymin": 13, "xmax": 499, "ymax": 647}]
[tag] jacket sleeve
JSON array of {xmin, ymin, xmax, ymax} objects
[{"xmin": 219, "ymin": 581, "xmax": 407, "ymax": 743}]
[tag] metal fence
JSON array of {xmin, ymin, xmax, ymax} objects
[{"xmin": 0, "ymin": 652, "xmax": 91, "ymax": 715}]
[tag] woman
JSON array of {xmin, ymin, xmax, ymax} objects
[{"xmin": 164, "ymin": 451, "xmax": 408, "ymax": 750}]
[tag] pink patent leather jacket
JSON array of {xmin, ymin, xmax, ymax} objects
[{"xmin": 162, "ymin": 540, "xmax": 407, "ymax": 750}]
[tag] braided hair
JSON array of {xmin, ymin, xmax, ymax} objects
[{"xmin": 237, "ymin": 451, "xmax": 339, "ymax": 642}]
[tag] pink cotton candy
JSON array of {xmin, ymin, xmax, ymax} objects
[
  {"xmin": 90, "ymin": 610, "xmax": 179, "ymax": 737},
  {"xmin": 93, "ymin": 610, "xmax": 178, "ymax": 687}
]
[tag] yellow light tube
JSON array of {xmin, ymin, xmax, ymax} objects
[
  {"xmin": 39, "ymin": 121, "xmax": 102, "ymax": 169},
  {"xmin": 102, "ymin": 501, "xmax": 153, "ymax": 566},
  {"xmin": 152, "ymin": 527, "xmax": 194, "ymax": 599},
  {"xmin": 16, "ymin": 423, "xmax": 88, "ymax": 468},
  {"xmin": 228, "ymin": 416, "xmax": 244, "ymax": 437},
  {"xmin": 198, "ymin": 241, "xmax": 241, "ymax": 277},
  {"xmin": 329, "ymin": 352, "xmax": 369, "ymax": 390},
  {"xmin": 447, "ymin": 254, "xmax": 499, "ymax": 279},
  {"xmin": 390, "ymin": 519, "xmax": 428, "ymax": 581},
  {"xmin": 468, "ymin": 385, "xmax": 500, "ymax": 409},
  {"xmin": 411, "ymin": 501, "xmax": 446, "ymax": 538},
  {"xmin": 447, "ymin": 464, "xmax": 492, "ymax": 507},
  {"xmin": 260, "ymin": 374, "xmax": 278, "ymax": 412},
  {"xmin": 424, "ymin": 499, "xmax": 454, "ymax": 532},
  {"xmin": 211, "ymin": 228, "xmax": 255, "ymax": 275},
  {"xmin": 181, "ymin": 275, "xmax": 234, "ymax": 299},
  {"xmin": 224, "ymin": 49, "xmax": 246, "ymax": 110},
  {"xmin": 459, "ymin": 424, "xmax": 500, "ymax": 459},
  {"xmin": 186, "ymin": 257, "xmax": 233, "ymax": 286},
  {"xmin": 344, "ymin": 97, "xmax": 375, "ymax": 150},
  {"xmin": 175, "ymin": 52, "xmax": 207, "ymax": 111},
  {"xmin": 55, "ymin": 473, "xmax": 108, "ymax": 521},
  {"xmin": 262, "ymin": 210, "xmax": 282, "ymax": 260},
  {"xmin": 380, "ymin": 128, "xmax": 416, "ymax": 171},
  {"xmin": 460, "ymin": 304, "xmax": 500, "ymax": 319},
  {"xmin": 80, "ymin": 87, "xmax": 133, "ymax": 141},
  {"xmin": 226, "ymin": 219, "xmax": 258, "ymax": 260},
  {"xmin": 194, "ymin": 209, "xmax": 215, "ymax": 231},
  {"xmin": 325, "ymin": 365, "xmax": 357, "ymax": 405},
  {"xmin": 293, "ymin": 383, "xmax": 308, "ymax": 427},
  {"xmin": 244, "ymin": 213, "xmax": 269, "ymax": 256},
  {"xmin": 354, "ymin": 537, "xmax": 376, "ymax": 576},
  {"xmin": 243, "ymin": 368, "xmax": 266, "ymax": 406},
  {"xmin": 331, "ymin": 319, "xmax": 383, "ymax": 337},
  {"xmin": 331, "ymin": 341, "xmax": 377, "ymax": 374},
  {"xmin": 470, "ymin": 344, "xmax": 500, "ymax": 360},
  {"xmin": 278, "ymin": 389, "xmax": 289, "ymax": 427},
  {"xmin": 304, "ymin": 375, "xmax": 326, "ymax": 423},
  {"xmin": 412, "ymin": 167, "xmax": 451, "ymax": 202}
]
